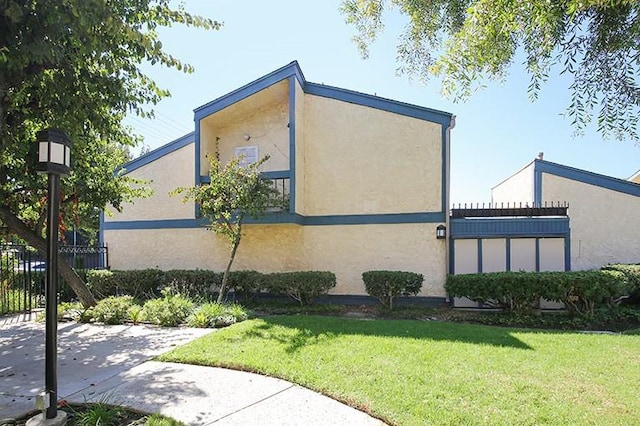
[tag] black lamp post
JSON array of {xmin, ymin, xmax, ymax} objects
[{"xmin": 36, "ymin": 128, "xmax": 72, "ymax": 422}]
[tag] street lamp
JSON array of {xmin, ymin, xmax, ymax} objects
[{"xmin": 32, "ymin": 128, "xmax": 72, "ymax": 424}]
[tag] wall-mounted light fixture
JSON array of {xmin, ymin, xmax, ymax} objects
[
  {"xmin": 436, "ymin": 224, "xmax": 446, "ymax": 239},
  {"xmin": 243, "ymin": 134, "xmax": 251, "ymax": 141}
]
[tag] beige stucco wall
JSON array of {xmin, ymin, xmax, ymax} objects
[
  {"xmin": 542, "ymin": 174, "xmax": 640, "ymax": 270},
  {"xmin": 104, "ymin": 222, "xmax": 447, "ymax": 297},
  {"xmin": 510, "ymin": 238, "xmax": 536, "ymax": 271},
  {"xmin": 453, "ymin": 239, "xmax": 478, "ymax": 274},
  {"xmin": 199, "ymin": 81, "xmax": 290, "ymax": 176},
  {"xmin": 105, "ymin": 144, "xmax": 195, "ymax": 221},
  {"xmin": 492, "ymin": 162, "xmax": 534, "ymax": 205},
  {"xmin": 302, "ymin": 94, "xmax": 443, "ymax": 216},
  {"xmin": 482, "ymin": 238, "xmax": 506, "ymax": 272}
]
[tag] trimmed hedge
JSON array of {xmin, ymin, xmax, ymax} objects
[
  {"xmin": 263, "ymin": 271, "xmax": 336, "ymax": 305},
  {"xmin": 446, "ymin": 270, "xmax": 631, "ymax": 315},
  {"xmin": 87, "ymin": 269, "xmax": 220, "ymax": 301},
  {"xmin": 362, "ymin": 270, "xmax": 424, "ymax": 310}
]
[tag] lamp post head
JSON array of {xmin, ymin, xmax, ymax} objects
[{"xmin": 36, "ymin": 129, "xmax": 72, "ymax": 176}]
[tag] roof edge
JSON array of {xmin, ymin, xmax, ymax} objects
[
  {"xmin": 120, "ymin": 132, "xmax": 195, "ymax": 174},
  {"xmin": 535, "ymin": 159, "xmax": 640, "ymax": 197}
]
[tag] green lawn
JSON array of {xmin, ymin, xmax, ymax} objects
[{"xmin": 159, "ymin": 316, "xmax": 640, "ymax": 425}]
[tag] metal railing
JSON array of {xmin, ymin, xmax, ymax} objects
[
  {"xmin": 0, "ymin": 244, "xmax": 108, "ymax": 315},
  {"xmin": 267, "ymin": 177, "xmax": 290, "ymax": 212}
]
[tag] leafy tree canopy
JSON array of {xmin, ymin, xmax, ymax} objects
[
  {"xmin": 342, "ymin": 0, "xmax": 640, "ymax": 141},
  {"xmin": 0, "ymin": 0, "xmax": 219, "ymax": 306}
]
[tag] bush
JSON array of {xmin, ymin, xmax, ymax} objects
[
  {"xmin": 87, "ymin": 269, "xmax": 221, "ymax": 301},
  {"xmin": 264, "ymin": 271, "xmax": 336, "ymax": 305},
  {"xmin": 362, "ymin": 270, "xmax": 424, "ymax": 310},
  {"xmin": 229, "ymin": 270, "xmax": 263, "ymax": 302},
  {"xmin": 164, "ymin": 269, "xmax": 221, "ymax": 301},
  {"xmin": 89, "ymin": 295, "xmax": 137, "ymax": 325},
  {"xmin": 140, "ymin": 288, "xmax": 194, "ymax": 327},
  {"xmin": 602, "ymin": 264, "xmax": 640, "ymax": 305},
  {"xmin": 446, "ymin": 270, "xmax": 631, "ymax": 315}
]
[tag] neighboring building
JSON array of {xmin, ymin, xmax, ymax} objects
[
  {"xmin": 492, "ymin": 158, "xmax": 640, "ymax": 271},
  {"xmin": 101, "ymin": 61, "xmax": 455, "ymax": 299},
  {"xmin": 630, "ymin": 169, "xmax": 640, "ymax": 184}
]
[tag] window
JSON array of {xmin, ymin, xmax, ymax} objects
[{"xmin": 235, "ymin": 146, "xmax": 258, "ymax": 168}]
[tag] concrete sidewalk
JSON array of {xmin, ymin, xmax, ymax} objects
[{"xmin": 0, "ymin": 315, "xmax": 384, "ymax": 425}]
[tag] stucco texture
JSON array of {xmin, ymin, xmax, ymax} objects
[
  {"xmin": 301, "ymin": 95, "xmax": 443, "ymax": 216},
  {"xmin": 104, "ymin": 223, "xmax": 447, "ymax": 297},
  {"xmin": 542, "ymin": 173, "xmax": 640, "ymax": 270},
  {"xmin": 105, "ymin": 144, "xmax": 195, "ymax": 221},
  {"xmin": 492, "ymin": 161, "xmax": 534, "ymax": 205}
]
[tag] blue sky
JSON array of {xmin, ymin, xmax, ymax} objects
[{"xmin": 127, "ymin": 0, "xmax": 640, "ymax": 204}]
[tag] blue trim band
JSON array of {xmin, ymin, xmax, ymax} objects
[
  {"xmin": 535, "ymin": 238, "xmax": 541, "ymax": 272},
  {"xmin": 477, "ymin": 239, "xmax": 483, "ymax": 273},
  {"xmin": 199, "ymin": 170, "xmax": 290, "ymax": 184},
  {"xmin": 119, "ymin": 132, "xmax": 194, "ymax": 174},
  {"xmin": 506, "ymin": 238, "xmax": 511, "ymax": 271},
  {"xmin": 535, "ymin": 159, "xmax": 640, "ymax": 199},
  {"xmin": 449, "ymin": 239, "xmax": 455, "ymax": 274},
  {"xmin": 288, "ymin": 75, "xmax": 297, "ymax": 214},
  {"xmin": 304, "ymin": 83, "xmax": 452, "ymax": 127},
  {"xmin": 103, "ymin": 211, "xmax": 446, "ymax": 230}
]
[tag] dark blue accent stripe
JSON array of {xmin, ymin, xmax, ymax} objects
[
  {"xmin": 535, "ymin": 238, "xmax": 541, "ymax": 272},
  {"xmin": 199, "ymin": 170, "xmax": 290, "ymax": 184},
  {"xmin": 288, "ymin": 76, "xmax": 297, "ymax": 214},
  {"xmin": 103, "ymin": 211, "xmax": 446, "ymax": 230},
  {"xmin": 120, "ymin": 132, "xmax": 194, "ymax": 174},
  {"xmin": 506, "ymin": 238, "xmax": 511, "ymax": 271},
  {"xmin": 449, "ymin": 239, "xmax": 455, "ymax": 274},
  {"xmin": 304, "ymin": 82, "xmax": 452, "ymax": 126},
  {"xmin": 450, "ymin": 217, "xmax": 570, "ymax": 239},
  {"xmin": 193, "ymin": 62, "xmax": 304, "ymax": 121},
  {"xmin": 477, "ymin": 239, "xmax": 483, "ymax": 273},
  {"xmin": 535, "ymin": 159, "xmax": 640, "ymax": 198},
  {"xmin": 103, "ymin": 218, "xmax": 209, "ymax": 230},
  {"xmin": 564, "ymin": 235, "xmax": 571, "ymax": 271}
]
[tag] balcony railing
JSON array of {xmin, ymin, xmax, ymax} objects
[{"xmin": 266, "ymin": 177, "xmax": 290, "ymax": 212}]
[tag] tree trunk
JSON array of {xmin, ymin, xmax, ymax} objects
[
  {"xmin": 217, "ymin": 232, "xmax": 242, "ymax": 304},
  {"xmin": 0, "ymin": 206, "xmax": 97, "ymax": 308}
]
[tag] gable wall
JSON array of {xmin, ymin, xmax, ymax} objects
[
  {"xmin": 541, "ymin": 173, "xmax": 640, "ymax": 269},
  {"xmin": 105, "ymin": 143, "xmax": 195, "ymax": 222},
  {"xmin": 302, "ymin": 94, "xmax": 443, "ymax": 216},
  {"xmin": 491, "ymin": 162, "xmax": 534, "ymax": 205}
]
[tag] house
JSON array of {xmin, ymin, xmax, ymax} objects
[
  {"xmin": 491, "ymin": 158, "xmax": 640, "ymax": 271},
  {"xmin": 101, "ymin": 61, "xmax": 455, "ymax": 301}
]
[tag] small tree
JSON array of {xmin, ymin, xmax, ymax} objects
[{"xmin": 172, "ymin": 154, "xmax": 279, "ymax": 303}]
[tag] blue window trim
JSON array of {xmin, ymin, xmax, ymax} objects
[
  {"xmin": 534, "ymin": 159, "xmax": 640, "ymax": 205},
  {"xmin": 505, "ymin": 238, "xmax": 511, "ymax": 271},
  {"xmin": 199, "ymin": 170, "xmax": 290, "ymax": 184},
  {"xmin": 535, "ymin": 238, "xmax": 541, "ymax": 272},
  {"xmin": 477, "ymin": 239, "xmax": 483, "ymax": 273}
]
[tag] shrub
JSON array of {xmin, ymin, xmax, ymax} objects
[
  {"xmin": 90, "ymin": 295, "xmax": 137, "ymax": 325},
  {"xmin": 164, "ymin": 269, "xmax": 221, "ymax": 301},
  {"xmin": 446, "ymin": 270, "xmax": 630, "ymax": 315},
  {"xmin": 229, "ymin": 270, "xmax": 263, "ymax": 302},
  {"xmin": 602, "ymin": 264, "xmax": 640, "ymax": 305},
  {"xmin": 141, "ymin": 288, "xmax": 194, "ymax": 327},
  {"xmin": 186, "ymin": 302, "xmax": 249, "ymax": 328},
  {"xmin": 264, "ymin": 271, "xmax": 336, "ymax": 305},
  {"xmin": 362, "ymin": 270, "xmax": 424, "ymax": 310},
  {"xmin": 87, "ymin": 269, "xmax": 165, "ymax": 300}
]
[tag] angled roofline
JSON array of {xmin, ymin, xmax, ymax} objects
[
  {"xmin": 119, "ymin": 132, "xmax": 194, "ymax": 174},
  {"xmin": 491, "ymin": 159, "xmax": 535, "ymax": 192},
  {"xmin": 534, "ymin": 159, "xmax": 640, "ymax": 199},
  {"xmin": 629, "ymin": 168, "xmax": 640, "ymax": 182},
  {"xmin": 193, "ymin": 60, "xmax": 453, "ymax": 126}
]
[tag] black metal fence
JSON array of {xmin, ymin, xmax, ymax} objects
[{"xmin": 0, "ymin": 244, "xmax": 108, "ymax": 315}]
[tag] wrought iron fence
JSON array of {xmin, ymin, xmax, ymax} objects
[{"xmin": 0, "ymin": 244, "xmax": 108, "ymax": 315}]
